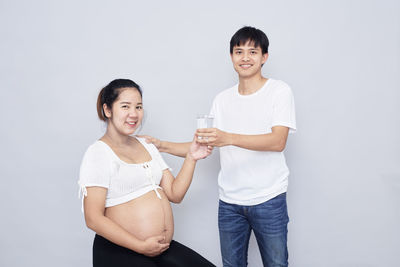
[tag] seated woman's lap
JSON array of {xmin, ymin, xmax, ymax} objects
[
  {"xmin": 155, "ymin": 240, "xmax": 215, "ymax": 267},
  {"xmin": 93, "ymin": 235, "xmax": 215, "ymax": 267}
]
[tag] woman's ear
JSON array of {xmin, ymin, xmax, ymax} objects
[{"xmin": 103, "ymin": 103, "xmax": 112, "ymax": 118}]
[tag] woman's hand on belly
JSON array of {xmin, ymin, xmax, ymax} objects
[{"xmin": 141, "ymin": 235, "xmax": 170, "ymax": 257}]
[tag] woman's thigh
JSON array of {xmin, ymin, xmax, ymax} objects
[
  {"xmin": 93, "ymin": 234, "xmax": 157, "ymax": 267},
  {"xmin": 155, "ymin": 240, "xmax": 215, "ymax": 267}
]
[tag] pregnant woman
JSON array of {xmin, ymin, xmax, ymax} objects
[{"xmin": 78, "ymin": 79, "xmax": 215, "ymax": 267}]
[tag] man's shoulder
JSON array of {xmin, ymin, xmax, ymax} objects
[
  {"xmin": 267, "ymin": 79, "xmax": 292, "ymax": 94},
  {"xmin": 213, "ymin": 84, "xmax": 237, "ymax": 101}
]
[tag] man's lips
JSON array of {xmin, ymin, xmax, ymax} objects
[{"xmin": 239, "ymin": 64, "xmax": 253, "ymax": 69}]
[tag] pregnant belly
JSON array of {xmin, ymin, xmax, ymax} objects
[{"xmin": 105, "ymin": 189, "xmax": 174, "ymax": 243}]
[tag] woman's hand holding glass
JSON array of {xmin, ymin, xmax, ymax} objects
[{"xmin": 188, "ymin": 136, "xmax": 213, "ymax": 160}]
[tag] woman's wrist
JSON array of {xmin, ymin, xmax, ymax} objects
[{"xmin": 185, "ymin": 152, "xmax": 197, "ymax": 162}]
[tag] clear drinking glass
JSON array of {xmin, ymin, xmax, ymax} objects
[
  {"xmin": 197, "ymin": 115, "xmax": 214, "ymax": 129},
  {"xmin": 197, "ymin": 115, "xmax": 214, "ymax": 140}
]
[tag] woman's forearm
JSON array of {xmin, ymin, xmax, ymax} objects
[{"xmin": 169, "ymin": 154, "xmax": 197, "ymax": 203}]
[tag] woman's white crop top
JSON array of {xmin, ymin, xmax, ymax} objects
[{"xmin": 78, "ymin": 137, "xmax": 170, "ymax": 211}]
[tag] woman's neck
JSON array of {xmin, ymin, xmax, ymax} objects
[{"xmin": 102, "ymin": 126, "xmax": 132, "ymax": 148}]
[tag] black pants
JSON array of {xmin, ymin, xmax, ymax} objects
[{"xmin": 93, "ymin": 234, "xmax": 216, "ymax": 267}]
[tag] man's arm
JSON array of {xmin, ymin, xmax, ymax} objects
[
  {"xmin": 139, "ymin": 135, "xmax": 191, "ymax": 157},
  {"xmin": 159, "ymin": 141, "xmax": 192, "ymax": 157},
  {"xmin": 196, "ymin": 126, "xmax": 289, "ymax": 152}
]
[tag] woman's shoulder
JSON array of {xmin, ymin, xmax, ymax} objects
[
  {"xmin": 85, "ymin": 140, "xmax": 108, "ymax": 152},
  {"xmin": 82, "ymin": 140, "xmax": 112, "ymax": 162},
  {"xmin": 135, "ymin": 136, "xmax": 159, "ymax": 155}
]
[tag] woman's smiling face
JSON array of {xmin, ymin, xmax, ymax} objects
[{"xmin": 104, "ymin": 87, "xmax": 144, "ymax": 136}]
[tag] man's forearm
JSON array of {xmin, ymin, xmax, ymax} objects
[
  {"xmin": 159, "ymin": 141, "xmax": 191, "ymax": 157},
  {"xmin": 196, "ymin": 126, "xmax": 289, "ymax": 152},
  {"xmin": 230, "ymin": 132, "xmax": 287, "ymax": 152}
]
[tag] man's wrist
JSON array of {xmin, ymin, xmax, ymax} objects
[
  {"xmin": 227, "ymin": 132, "xmax": 235, "ymax": 146},
  {"xmin": 159, "ymin": 140, "xmax": 166, "ymax": 152}
]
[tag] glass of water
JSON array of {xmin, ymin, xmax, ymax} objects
[
  {"xmin": 197, "ymin": 115, "xmax": 214, "ymax": 129},
  {"xmin": 197, "ymin": 115, "xmax": 213, "ymax": 140}
]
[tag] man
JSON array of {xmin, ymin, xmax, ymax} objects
[{"xmin": 145, "ymin": 26, "xmax": 296, "ymax": 267}]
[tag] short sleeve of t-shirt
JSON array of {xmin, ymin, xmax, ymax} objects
[
  {"xmin": 78, "ymin": 143, "xmax": 112, "ymax": 189},
  {"xmin": 209, "ymin": 98, "xmax": 218, "ymax": 128},
  {"xmin": 271, "ymin": 85, "xmax": 296, "ymax": 133}
]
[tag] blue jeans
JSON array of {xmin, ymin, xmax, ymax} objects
[{"xmin": 218, "ymin": 193, "xmax": 289, "ymax": 267}]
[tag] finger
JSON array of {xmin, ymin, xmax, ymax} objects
[
  {"xmin": 160, "ymin": 245, "xmax": 169, "ymax": 254},
  {"xmin": 196, "ymin": 128, "xmax": 214, "ymax": 133},
  {"xmin": 196, "ymin": 133, "xmax": 216, "ymax": 139},
  {"xmin": 159, "ymin": 243, "xmax": 169, "ymax": 253},
  {"xmin": 196, "ymin": 138, "xmax": 208, "ymax": 144},
  {"xmin": 160, "ymin": 243, "xmax": 170, "ymax": 249},
  {"xmin": 155, "ymin": 235, "xmax": 166, "ymax": 242},
  {"xmin": 196, "ymin": 136, "xmax": 208, "ymax": 143}
]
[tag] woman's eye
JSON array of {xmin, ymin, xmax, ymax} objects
[
  {"xmin": 136, "ymin": 106, "xmax": 143, "ymax": 110},
  {"xmin": 122, "ymin": 105, "xmax": 129, "ymax": 109}
]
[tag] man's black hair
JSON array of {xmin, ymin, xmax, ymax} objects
[{"xmin": 230, "ymin": 26, "xmax": 269, "ymax": 54}]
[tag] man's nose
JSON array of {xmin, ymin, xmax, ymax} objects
[{"xmin": 242, "ymin": 52, "xmax": 250, "ymax": 61}]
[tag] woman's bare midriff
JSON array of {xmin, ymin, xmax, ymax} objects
[{"xmin": 105, "ymin": 189, "xmax": 174, "ymax": 243}]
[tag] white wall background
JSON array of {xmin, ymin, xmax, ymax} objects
[{"xmin": 1, "ymin": 0, "xmax": 399, "ymax": 266}]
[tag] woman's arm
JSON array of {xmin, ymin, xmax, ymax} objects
[
  {"xmin": 159, "ymin": 139, "xmax": 212, "ymax": 203},
  {"xmin": 84, "ymin": 187, "xmax": 169, "ymax": 256}
]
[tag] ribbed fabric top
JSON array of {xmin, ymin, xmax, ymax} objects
[{"xmin": 78, "ymin": 137, "xmax": 170, "ymax": 211}]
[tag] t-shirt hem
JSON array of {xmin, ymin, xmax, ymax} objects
[{"xmin": 219, "ymin": 186, "xmax": 288, "ymax": 206}]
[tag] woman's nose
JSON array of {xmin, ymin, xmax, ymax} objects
[{"xmin": 129, "ymin": 109, "xmax": 138, "ymax": 117}]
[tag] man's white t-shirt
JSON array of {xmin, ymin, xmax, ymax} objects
[{"xmin": 209, "ymin": 79, "xmax": 296, "ymax": 206}]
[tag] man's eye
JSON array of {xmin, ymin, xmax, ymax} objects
[
  {"xmin": 136, "ymin": 106, "xmax": 143, "ymax": 110},
  {"xmin": 236, "ymin": 51, "xmax": 242, "ymax": 54}
]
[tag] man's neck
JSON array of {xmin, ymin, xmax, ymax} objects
[{"xmin": 238, "ymin": 75, "xmax": 268, "ymax": 95}]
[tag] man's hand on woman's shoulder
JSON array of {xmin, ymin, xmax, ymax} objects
[{"xmin": 137, "ymin": 135, "xmax": 162, "ymax": 149}]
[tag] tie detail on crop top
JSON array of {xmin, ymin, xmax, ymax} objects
[{"xmin": 78, "ymin": 137, "xmax": 170, "ymax": 212}]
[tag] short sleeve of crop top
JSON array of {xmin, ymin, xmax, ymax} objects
[{"xmin": 79, "ymin": 142, "xmax": 114, "ymax": 189}]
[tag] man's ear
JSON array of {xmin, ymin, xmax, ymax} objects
[{"xmin": 262, "ymin": 53, "xmax": 269, "ymax": 65}]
